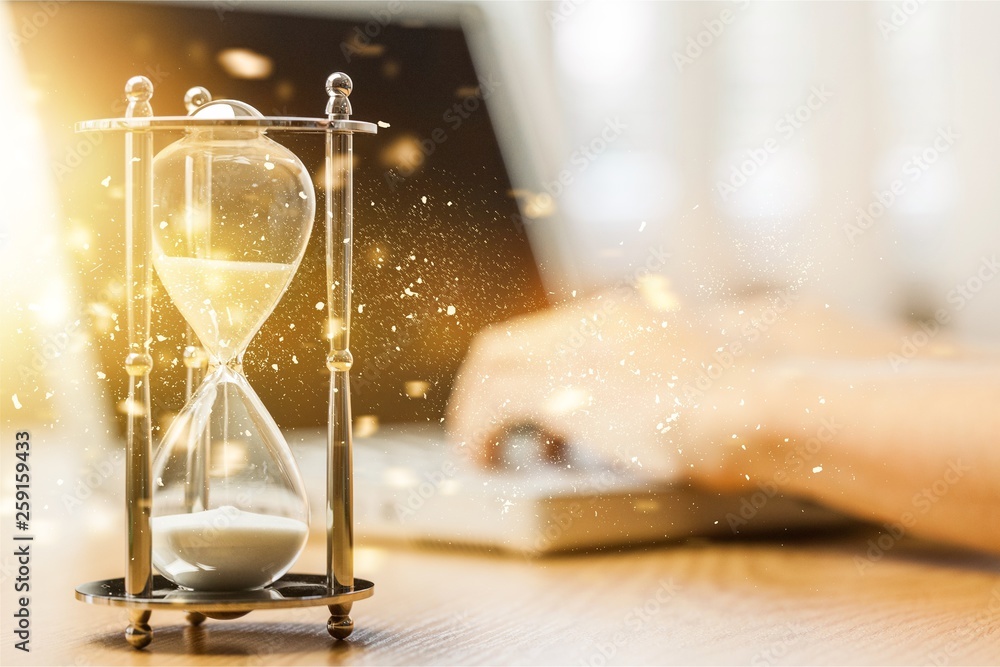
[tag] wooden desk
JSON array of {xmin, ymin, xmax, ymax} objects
[{"xmin": 2, "ymin": 516, "xmax": 998, "ymax": 665}]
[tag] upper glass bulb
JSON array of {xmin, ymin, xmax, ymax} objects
[{"xmin": 152, "ymin": 103, "xmax": 315, "ymax": 364}]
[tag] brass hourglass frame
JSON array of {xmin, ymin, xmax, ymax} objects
[{"xmin": 73, "ymin": 73, "xmax": 376, "ymax": 649}]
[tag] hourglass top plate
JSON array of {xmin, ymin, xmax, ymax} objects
[
  {"xmin": 75, "ymin": 574, "xmax": 374, "ymax": 612},
  {"xmin": 75, "ymin": 116, "xmax": 378, "ymax": 134}
]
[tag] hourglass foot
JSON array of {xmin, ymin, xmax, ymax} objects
[
  {"xmin": 327, "ymin": 602, "xmax": 354, "ymax": 639},
  {"xmin": 125, "ymin": 610, "xmax": 153, "ymax": 649},
  {"xmin": 186, "ymin": 611, "xmax": 207, "ymax": 626}
]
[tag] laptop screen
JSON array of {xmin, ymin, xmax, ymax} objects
[{"xmin": 13, "ymin": 1, "xmax": 548, "ymax": 430}]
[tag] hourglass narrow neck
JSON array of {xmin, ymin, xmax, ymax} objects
[
  {"xmin": 208, "ymin": 350, "xmax": 245, "ymax": 374},
  {"xmin": 152, "ymin": 252, "xmax": 299, "ymax": 370}
]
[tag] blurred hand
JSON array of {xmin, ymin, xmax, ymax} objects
[
  {"xmin": 446, "ymin": 283, "xmax": 876, "ymax": 479},
  {"xmin": 447, "ymin": 283, "xmax": 1000, "ymax": 553}
]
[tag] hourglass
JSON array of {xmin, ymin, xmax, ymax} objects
[
  {"xmin": 150, "ymin": 97, "xmax": 314, "ymax": 592},
  {"xmin": 74, "ymin": 73, "xmax": 377, "ymax": 647}
]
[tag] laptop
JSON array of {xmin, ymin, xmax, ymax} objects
[{"xmin": 11, "ymin": 1, "xmax": 843, "ymax": 555}]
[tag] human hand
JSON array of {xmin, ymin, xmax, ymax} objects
[
  {"xmin": 447, "ymin": 281, "xmax": 1000, "ymax": 553},
  {"xmin": 445, "ymin": 283, "xmax": 776, "ymax": 479},
  {"xmin": 446, "ymin": 281, "xmax": 906, "ymax": 481}
]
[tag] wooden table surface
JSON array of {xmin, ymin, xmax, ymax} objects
[
  {"xmin": 0, "ymin": 427, "xmax": 997, "ymax": 666},
  {"xmin": 2, "ymin": 515, "xmax": 999, "ymax": 666}
]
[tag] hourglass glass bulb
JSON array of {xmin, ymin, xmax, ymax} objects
[
  {"xmin": 149, "ymin": 101, "xmax": 314, "ymax": 592},
  {"xmin": 152, "ymin": 103, "xmax": 314, "ymax": 366}
]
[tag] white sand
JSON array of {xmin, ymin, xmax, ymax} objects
[{"xmin": 152, "ymin": 506, "xmax": 308, "ymax": 591}]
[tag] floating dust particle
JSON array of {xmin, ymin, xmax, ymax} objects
[
  {"xmin": 12, "ymin": 394, "xmax": 22, "ymax": 409},
  {"xmin": 812, "ymin": 466, "xmax": 823, "ymax": 473},
  {"xmin": 377, "ymin": 120, "xmax": 390, "ymax": 128},
  {"xmin": 315, "ymin": 302, "xmax": 324, "ymax": 310},
  {"xmin": 446, "ymin": 305, "xmax": 456, "ymax": 316},
  {"xmin": 421, "ymin": 196, "xmax": 427, "ymax": 204},
  {"xmin": 101, "ymin": 176, "xmax": 111, "ymax": 187}
]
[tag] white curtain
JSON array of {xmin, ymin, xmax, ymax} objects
[{"xmin": 516, "ymin": 0, "xmax": 1000, "ymax": 337}]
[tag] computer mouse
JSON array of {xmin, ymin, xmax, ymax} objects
[{"xmin": 491, "ymin": 423, "xmax": 569, "ymax": 471}]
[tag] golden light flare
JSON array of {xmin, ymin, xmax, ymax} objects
[
  {"xmin": 68, "ymin": 223, "xmax": 92, "ymax": 251},
  {"xmin": 545, "ymin": 386, "xmax": 589, "ymax": 416},
  {"xmin": 217, "ymin": 48, "xmax": 274, "ymax": 80},
  {"xmin": 379, "ymin": 134, "xmax": 423, "ymax": 171},
  {"xmin": 323, "ymin": 317, "xmax": 344, "ymax": 341},
  {"xmin": 354, "ymin": 414, "xmax": 380, "ymax": 438},
  {"xmin": 117, "ymin": 397, "xmax": 147, "ymax": 417},
  {"xmin": 508, "ymin": 189, "xmax": 556, "ymax": 219},
  {"xmin": 342, "ymin": 33, "xmax": 385, "ymax": 58},
  {"xmin": 28, "ymin": 284, "xmax": 71, "ymax": 325},
  {"xmin": 637, "ymin": 274, "xmax": 681, "ymax": 313},
  {"xmin": 158, "ymin": 410, "xmax": 180, "ymax": 435},
  {"xmin": 87, "ymin": 301, "xmax": 116, "ymax": 333},
  {"xmin": 383, "ymin": 466, "xmax": 420, "ymax": 488},
  {"xmin": 312, "ymin": 154, "xmax": 358, "ymax": 192},
  {"xmin": 404, "ymin": 380, "xmax": 430, "ymax": 398},
  {"xmin": 210, "ymin": 440, "xmax": 248, "ymax": 477},
  {"xmin": 454, "ymin": 85, "xmax": 480, "ymax": 98}
]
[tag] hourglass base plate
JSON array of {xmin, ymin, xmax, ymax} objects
[{"xmin": 75, "ymin": 574, "xmax": 374, "ymax": 615}]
